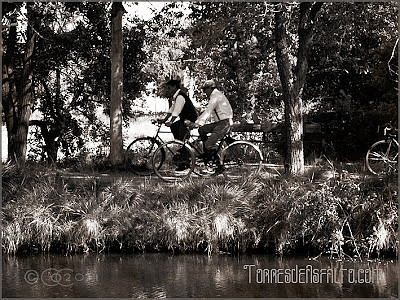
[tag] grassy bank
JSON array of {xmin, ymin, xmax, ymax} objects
[{"xmin": 2, "ymin": 162, "xmax": 398, "ymax": 259}]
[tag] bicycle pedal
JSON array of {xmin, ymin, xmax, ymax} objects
[
  {"xmin": 212, "ymin": 166, "xmax": 225, "ymax": 176},
  {"xmin": 201, "ymin": 167, "xmax": 216, "ymax": 175}
]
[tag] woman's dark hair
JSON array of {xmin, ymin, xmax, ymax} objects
[{"xmin": 165, "ymin": 79, "xmax": 181, "ymax": 89}]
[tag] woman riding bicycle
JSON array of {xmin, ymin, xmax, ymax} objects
[
  {"xmin": 157, "ymin": 79, "xmax": 198, "ymax": 141},
  {"xmin": 158, "ymin": 79, "xmax": 198, "ymax": 171}
]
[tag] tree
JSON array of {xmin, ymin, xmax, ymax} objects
[
  {"xmin": 305, "ymin": 2, "xmax": 398, "ymax": 108},
  {"xmin": 142, "ymin": 2, "xmax": 192, "ymax": 88},
  {"xmin": 303, "ymin": 2, "xmax": 398, "ymax": 159},
  {"xmin": 186, "ymin": 2, "xmax": 277, "ymax": 118},
  {"xmin": 110, "ymin": 2, "xmax": 125, "ymax": 165},
  {"xmin": 3, "ymin": 2, "xmax": 147, "ymax": 163},
  {"xmin": 2, "ymin": 2, "xmax": 37, "ymax": 166},
  {"xmin": 274, "ymin": 2, "xmax": 323, "ymax": 174},
  {"xmin": 186, "ymin": 2, "xmax": 323, "ymax": 173}
]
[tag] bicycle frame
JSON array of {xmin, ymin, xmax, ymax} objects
[
  {"xmin": 181, "ymin": 130, "xmax": 230, "ymax": 159},
  {"xmin": 386, "ymin": 137, "xmax": 399, "ymax": 163},
  {"xmin": 151, "ymin": 122, "xmax": 167, "ymax": 143},
  {"xmin": 153, "ymin": 124, "xmax": 264, "ymax": 181},
  {"xmin": 384, "ymin": 125, "xmax": 399, "ymax": 163}
]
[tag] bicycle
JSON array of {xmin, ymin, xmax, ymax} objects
[
  {"xmin": 366, "ymin": 123, "xmax": 398, "ymax": 175},
  {"xmin": 152, "ymin": 121, "xmax": 264, "ymax": 182},
  {"xmin": 125, "ymin": 119, "xmax": 168, "ymax": 175}
]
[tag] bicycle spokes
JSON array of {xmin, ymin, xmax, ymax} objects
[
  {"xmin": 126, "ymin": 138, "xmax": 161, "ymax": 175},
  {"xmin": 366, "ymin": 139, "xmax": 398, "ymax": 175},
  {"xmin": 153, "ymin": 141, "xmax": 195, "ymax": 182},
  {"xmin": 221, "ymin": 141, "xmax": 263, "ymax": 180}
]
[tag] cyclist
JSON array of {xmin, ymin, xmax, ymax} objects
[
  {"xmin": 158, "ymin": 79, "xmax": 198, "ymax": 141},
  {"xmin": 158, "ymin": 79, "xmax": 198, "ymax": 171},
  {"xmin": 187, "ymin": 79, "xmax": 233, "ymax": 166}
]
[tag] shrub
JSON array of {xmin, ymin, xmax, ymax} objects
[{"xmin": 2, "ymin": 162, "xmax": 398, "ymax": 259}]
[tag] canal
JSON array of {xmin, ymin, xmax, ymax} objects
[{"xmin": 2, "ymin": 253, "xmax": 398, "ymax": 298}]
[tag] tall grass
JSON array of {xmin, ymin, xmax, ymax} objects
[{"xmin": 2, "ymin": 162, "xmax": 398, "ymax": 259}]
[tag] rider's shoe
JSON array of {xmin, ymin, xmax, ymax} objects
[
  {"xmin": 201, "ymin": 166, "xmax": 215, "ymax": 175},
  {"xmin": 175, "ymin": 164, "xmax": 190, "ymax": 171},
  {"xmin": 201, "ymin": 149, "xmax": 219, "ymax": 165},
  {"xmin": 225, "ymin": 136, "xmax": 235, "ymax": 145},
  {"xmin": 213, "ymin": 165, "xmax": 225, "ymax": 176}
]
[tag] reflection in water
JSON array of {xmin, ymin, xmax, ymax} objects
[{"xmin": 2, "ymin": 253, "xmax": 398, "ymax": 298}]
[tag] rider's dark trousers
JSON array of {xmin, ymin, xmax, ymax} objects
[
  {"xmin": 171, "ymin": 120, "xmax": 189, "ymax": 141},
  {"xmin": 199, "ymin": 119, "xmax": 231, "ymax": 151}
]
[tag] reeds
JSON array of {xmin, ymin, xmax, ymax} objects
[{"xmin": 2, "ymin": 162, "xmax": 398, "ymax": 259}]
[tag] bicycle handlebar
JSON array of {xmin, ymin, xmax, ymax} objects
[
  {"xmin": 184, "ymin": 119, "xmax": 199, "ymax": 130},
  {"xmin": 151, "ymin": 119, "xmax": 163, "ymax": 126},
  {"xmin": 382, "ymin": 122, "xmax": 398, "ymax": 136}
]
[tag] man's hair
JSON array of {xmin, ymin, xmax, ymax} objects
[{"xmin": 165, "ymin": 79, "xmax": 181, "ymax": 89}]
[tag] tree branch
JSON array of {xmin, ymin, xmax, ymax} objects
[
  {"xmin": 38, "ymin": 77, "xmax": 57, "ymax": 120},
  {"xmin": 274, "ymin": 7, "xmax": 293, "ymax": 97},
  {"xmin": 295, "ymin": 2, "xmax": 323, "ymax": 91},
  {"xmin": 29, "ymin": 119, "xmax": 49, "ymax": 136},
  {"xmin": 388, "ymin": 38, "xmax": 398, "ymax": 77}
]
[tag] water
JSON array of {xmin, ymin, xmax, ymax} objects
[{"xmin": 2, "ymin": 253, "xmax": 398, "ymax": 298}]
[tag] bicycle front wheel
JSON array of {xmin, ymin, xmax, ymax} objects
[
  {"xmin": 125, "ymin": 137, "xmax": 163, "ymax": 176},
  {"xmin": 366, "ymin": 139, "xmax": 398, "ymax": 175},
  {"xmin": 153, "ymin": 140, "xmax": 195, "ymax": 182},
  {"xmin": 220, "ymin": 141, "xmax": 263, "ymax": 180}
]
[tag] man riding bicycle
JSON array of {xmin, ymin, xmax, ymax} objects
[{"xmin": 186, "ymin": 79, "xmax": 233, "ymax": 169}]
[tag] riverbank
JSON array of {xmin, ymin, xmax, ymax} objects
[{"xmin": 2, "ymin": 162, "xmax": 398, "ymax": 258}]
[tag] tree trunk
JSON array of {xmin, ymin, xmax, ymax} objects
[
  {"xmin": 14, "ymin": 30, "xmax": 35, "ymax": 167},
  {"xmin": 274, "ymin": 3, "xmax": 322, "ymax": 175},
  {"xmin": 3, "ymin": 4, "xmax": 36, "ymax": 167},
  {"xmin": 37, "ymin": 70, "xmax": 67, "ymax": 163},
  {"xmin": 3, "ymin": 10, "xmax": 18, "ymax": 162},
  {"xmin": 29, "ymin": 120, "xmax": 58, "ymax": 163},
  {"xmin": 275, "ymin": 7, "xmax": 304, "ymax": 175},
  {"xmin": 110, "ymin": 2, "xmax": 125, "ymax": 166}
]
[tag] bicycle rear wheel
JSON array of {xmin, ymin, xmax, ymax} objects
[
  {"xmin": 366, "ymin": 139, "xmax": 398, "ymax": 175},
  {"xmin": 220, "ymin": 141, "xmax": 263, "ymax": 180},
  {"xmin": 125, "ymin": 137, "xmax": 163, "ymax": 175},
  {"xmin": 153, "ymin": 140, "xmax": 195, "ymax": 182}
]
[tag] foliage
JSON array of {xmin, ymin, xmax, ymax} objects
[
  {"xmin": 186, "ymin": 2, "xmax": 280, "ymax": 120},
  {"xmin": 2, "ymin": 2, "xmax": 398, "ymax": 164},
  {"xmin": 2, "ymin": 2, "xmax": 148, "ymax": 162},
  {"xmin": 181, "ymin": 2, "xmax": 398, "ymax": 150},
  {"xmin": 302, "ymin": 2, "xmax": 398, "ymax": 160},
  {"xmin": 142, "ymin": 2, "xmax": 397, "ymax": 163},
  {"xmin": 305, "ymin": 2, "xmax": 398, "ymax": 109},
  {"xmin": 311, "ymin": 102, "xmax": 397, "ymax": 160},
  {"xmin": 141, "ymin": 1, "xmax": 193, "ymax": 90}
]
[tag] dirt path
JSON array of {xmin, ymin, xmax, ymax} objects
[
  {"xmin": 57, "ymin": 170, "xmax": 163, "ymax": 187},
  {"xmin": 54, "ymin": 163, "xmax": 283, "ymax": 188}
]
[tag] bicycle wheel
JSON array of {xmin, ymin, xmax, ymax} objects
[
  {"xmin": 153, "ymin": 140, "xmax": 195, "ymax": 182},
  {"xmin": 125, "ymin": 137, "xmax": 164, "ymax": 176},
  {"xmin": 366, "ymin": 139, "xmax": 398, "ymax": 175},
  {"xmin": 220, "ymin": 141, "xmax": 263, "ymax": 179}
]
